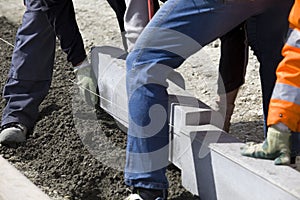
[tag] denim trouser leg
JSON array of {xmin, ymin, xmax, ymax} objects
[
  {"xmin": 125, "ymin": 0, "xmax": 284, "ymax": 189},
  {"xmin": 246, "ymin": 0, "xmax": 293, "ymax": 134}
]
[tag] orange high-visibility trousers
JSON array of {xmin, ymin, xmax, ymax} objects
[{"xmin": 268, "ymin": 0, "xmax": 300, "ymax": 132}]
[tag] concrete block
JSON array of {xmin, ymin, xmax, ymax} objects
[
  {"xmin": 91, "ymin": 46, "xmax": 128, "ymax": 127},
  {"xmin": 91, "ymin": 46, "xmax": 300, "ymax": 200},
  {"xmin": 0, "ymin": 156, "xmax": 51, "ymax": 200},
  {"xmin": 172, "ymin": 105, "xmax": 211, "ymax": 126},
  {"xmin": 90, "ymin": 46, "xmax": 205, "ymax": 127},
  {"xmin": 170, "ymin": 104, "xmax": 224, "ymax": 130},
  {"xmin": 91, "ymin": 46, "xmax": 239, "ymax": 199},
  {"xmin": 210, "ymin": 143, "xmax": 300, "ymax": 200},
  {"xmin": 169, "ymin": 122, "xmax": 240, "ymax": 199}
]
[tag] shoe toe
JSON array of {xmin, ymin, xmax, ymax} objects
[{"xmin": 0, "ymin": 126, "xmax": 27, "ymax": 144}]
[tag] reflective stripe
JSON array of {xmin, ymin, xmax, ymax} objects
[
  {"xmin": 286, "ymin": 28, "xmax": 300, "ymax": 48},
  {"xmin": 272, "ymin": 83, "xmax": 300, "ymax": 106}
]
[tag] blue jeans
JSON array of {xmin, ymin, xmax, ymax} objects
[{"xmin": 125, "ymin": 0, "xmax": 293, "ymax": 190}]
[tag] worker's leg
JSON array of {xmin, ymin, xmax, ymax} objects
[
  {"xmin": 40, "ymin": 0, "xmax": 86, "ymax": 66},
  {"xmin": 246, "ymin": 0, "xmax": 293, "ymax": 134},
  {"xmin": 217, "ymin": 22, "xmax": 248, "ymax": 132},
  {"xmin": 106, "ymin": 0, "xmax": 128, "ymax": 50},
  {"xmin": 106, "ymin": 0, "xmax": 127, "ymax": 32},
  {"xmin": 125, "ymin": 0, "xmax": 275, "ymax": 190},
  {"xmin": 1, "ymin": 0, "xmax": 56, "ymax": 130}
]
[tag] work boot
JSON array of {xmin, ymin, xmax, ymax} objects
[
  {"xmin": 125, "ymin": 187, "xmax": 168, "ymax": 200},
  {"xmin": 216, "ymin": 88, "xmax": 239, "ymax": 132},
  {"xmin": 0, "ymin": 123, "xmax": 27, "ymax": 147}
]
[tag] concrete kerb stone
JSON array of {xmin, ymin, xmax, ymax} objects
[
  {"xmin": 92, "ymin": 46, "xmax": 300, "ymax": 200},
  {"xmin": 209, "ymin": 143, "xmax": 300, "ymax": 200},
  {"xmin": 0, "ymin": 156, "xmax": 51, "ymax": 200}
]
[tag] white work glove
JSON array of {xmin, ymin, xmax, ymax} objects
[
  {"xmin": 241, "ymin": 123, "xmax": 291, "ymax": 165},
  {"xmin": 74, "ymin": 58, "xmax": 98, "ymax": 106}
]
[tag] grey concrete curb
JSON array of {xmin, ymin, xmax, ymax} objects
[{"xmin": 0, "ymin": 156, "xmax": 51, "ymax": 200}]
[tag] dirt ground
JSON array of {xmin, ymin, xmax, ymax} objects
[{"xmin": 0, "ymin": 1, "xmax": 266, "ymax": 199}]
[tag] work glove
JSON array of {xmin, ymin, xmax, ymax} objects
[
  {"xmin": 241, "ymin": 124, "xmax": 291, "ymax": 165},
  {"xmin": 74, "ymin": 58, "xmax": 98, "ymax": 106}
]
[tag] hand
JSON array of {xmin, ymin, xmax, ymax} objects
[
  {"xmin": 74, "ymin": 58, "xmax": 98, "ymax": 106},
  {"xmin": 241, "ymin": 124, "xmax": 291, "ymax": 165}
]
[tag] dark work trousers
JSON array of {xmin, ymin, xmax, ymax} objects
[
  {"xmin": 218, "ymin": 0, "xmax": 293, "ymax": 136},
  {"xmin": 246, "ymin": 1, "xmax": 293, "ymax": 134},
  {"xmin": 1, "ymin": 0, "xmax": 86, "ymax": 130},
  {"xmin": 106, "ymin": 0, "xmax": 160, "ymax": 34},
  {"xmin": 217, "ymin": 22, "xmax": 248, "ymax": 95},
  {"xmin": 106, "ymin": 0, "xmax": 127, "ymax": 32},
  {"xmin": 246, "ymin": 2, "xmax": 299, "ymax": 157},
  {"xmin": 218, "ymin": 2, "xmax": 299, "ymax": 157},
  {"xmin": 40, "ymin": 0, "xmax": 86, "ymax": 65}
]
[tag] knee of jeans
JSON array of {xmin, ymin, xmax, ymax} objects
[
  {"xmin": 126, "ymin": 49, "xmax": 150, "ymax": 85},
  {"xmin": 126, "ymin": 49, "xmax": 140, "ymax": 72},
  {"xmin": 126, "ymin": 50, "xmax": 141, "ymax": 91}
]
